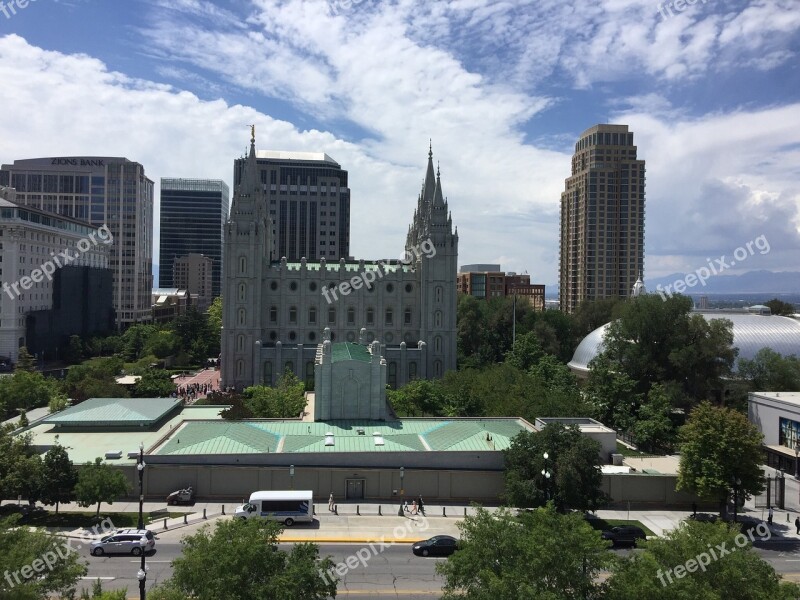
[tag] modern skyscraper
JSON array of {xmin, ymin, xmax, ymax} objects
[
  {"xmin": 159, "ymin": 178, "xmax": 229, "ymax": 299},
  {"xmin": 232, "ymin": 151, "xmax": 350, "ymax": 262},
  {"xmin": 0, "ymin": 157, "xmax": 154, "ymax": 327},
  {"xmin": 559, "ymin": 124, "xmax": 646, "ymax": 313},
  {"xmin": 173, "ymin": 253, "xmax": 213, "ymax": 312}
]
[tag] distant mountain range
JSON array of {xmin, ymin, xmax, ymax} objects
[{"xmin": 543, "ymin": 271, "xmax": 800, "ymax": 298}]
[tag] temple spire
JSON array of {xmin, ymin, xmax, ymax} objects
[{"xmin": 422, "ymin": 141, "xmax": 436, "ymax": 204}]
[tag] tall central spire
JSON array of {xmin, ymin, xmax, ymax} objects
[{"xmin": 422, "ymin": 141, "xmax": 436, "ymax": 205}]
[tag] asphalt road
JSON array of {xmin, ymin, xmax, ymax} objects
[{"xmin": 75, "ymin": 538, "xmax": 800, "ymax": 598}]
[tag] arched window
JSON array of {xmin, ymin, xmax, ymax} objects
[
  {"xmin": 308, "ymin": 307, "xmax": 317, "ymax": 324},
  {"xmin": 263, "ymin": 361, "xmax": 272, "ymax": 385},
  {"xmin": 434, "ymin": 360, "xmax": 442, "ymax": 377},
  {"xmin": 366, "ymin": 308, "xmax": 374, "ymax": 325},
  {"xmin": 347, "ymin": 307, "xmax": 355, "ymax": 325},
  {"xmin": 269, "ymin": 306, "xmax": 278, "ymax": 323},
  {"xmin": 434, "ymin": 310, "xmax": 442, "ymax": 327},
  {"xmin": 388, "ymin": 362, "xmax": 397, "ymax": 388},
  {"xmin": 328, "ymin": 307, "xmax": 336, "ymax": 324},
  {"xmin": 435, "ymin": 336, "xmax": 442, "ymax": 353},
  {"xmin": 238, "ymin": 283, "xmax": 246, "ymax": 302},
  {"xmin": 239, "ymin": 256, "xmax": 247, "ymax": 275},
  {"xmin": 238, "ymin": 308, "xmax": 246, "ymax": 326},
  {"xmin": 289, "ymin": 306, "xmax": 297, "ymax": 323},
  {"xmin": 385, "ymin": 308, "xmax": 393, "ymax": 325},
  {"xmin": 237, "ymin": 335, "xmax": 245, "ymax": 352},
  {"xmin": 236, "ymin": 360, "xmax": 244, "ymax": 377},
  {"xmin": 408, "ymin": 361, "xmax": 417, "ymax": 380},
  {"xmin": 404, "ymin": 308, "xmax": 412, "ymax": 325}
]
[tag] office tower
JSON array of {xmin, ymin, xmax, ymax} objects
[
  {"xmin": 173, "ymin": 253, "xmax": 213, "ymax": 311},
  {"xmin": 0, "ymin": 198, "xmax": 113, "ymax": 361},
  {"xmin": 159, "ymin": 178, "xmax": 229, "ymax": 298},
  {"xmin": 0, "ymin": 157, "xmax": 154, "ymax": 327},
  {"xmin": 457, "ymin": 265, "xmax": 545, "ymax": 309},
  {"xmin": 223, "ymin": 135, "xmax": 457, "ymax": 390},
  {"xmin": 232, "ymin": 151, "xmax": 350, "ymax": 262},
  {"xmin": 559, "ymin": 124, "xmax": 646, "ymax": 313}
]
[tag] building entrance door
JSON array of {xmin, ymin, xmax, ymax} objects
[{"xmin": 346, "ymin": 479, "xmax": 365, "ymax": 500}]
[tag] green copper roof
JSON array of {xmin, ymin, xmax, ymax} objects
[
  {"xmin": 153, "ymin": 418, "xmax": 533, "ymax": 455},
  {"xmin": 42, "ymin": 398, "xmax": 182, "ymax": 427},
  {"xmin": 330, "ymin": 342, "xmax": 372, "ymax": 363}
]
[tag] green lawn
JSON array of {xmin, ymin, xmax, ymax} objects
[
  {"xmin": 0, "ymin": 506, "xmax": 189, "ymax": 529},
  {"xmin": 585, "ymin": 517, "xmax": 656, "ymax": 537},
  {"xmin": 615, "ymin": 441, "xmax": 648, "ymax": 457}
]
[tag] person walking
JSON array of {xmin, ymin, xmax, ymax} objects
[
  {"xmin": 795, "ymin": 516, "xmax": 800, "ymax": 535},
  {"xmin": 418, "ymin": 495, "xmax": 425, "ymax": 516},
  {"xmin": 328, "ymin": 493, "xmax": 334, "ymax": 512},
  {"xmin": 768, "ymin": 506, "xmax": 774, "ymax": 526},
  {"xmin": 411, "ymin": 500, "xmax": 418, "ymax": 515}
]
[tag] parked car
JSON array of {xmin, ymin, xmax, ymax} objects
[
  {"xmin": 601, "ymin": 526, "xmax": 646, "ymax": 547},
  {"xmin": 166, "ymin": 486, "xmax": 194, "ymax": 505},
  {"xmin": 90, "ymin": 529, "xmax": 156, "ymax": 556},
  {"xmin": 412, "ymin": 535, "xmax": 459, "ymax": 557}
]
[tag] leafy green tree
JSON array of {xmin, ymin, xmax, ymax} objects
[
  {"xmin": 765, "ymin": 298, "xmax": 796, "ymax": 316},
  {"xmin": 605, "ymin": 520, "xmax": 800, "ymax": 600},
  {"xmin": 131, "ymin": 370, "xmax": 175, "ymax": 398},
  {"xmin": 0, "ymin": 370, "xmax": 60, "ymax": 415},
  {"xmin": 148, "ymin": 518, "xmax": 337, "ymax": 600},
  {"xmin": 633, "ymin": 383, "xmax": 678, "ymax": 453},
  {"xmin": 74, "ymin": 458, "xmax": 130, "ymax": 516},
  {"xmin": 584, "ymin": 355, "xmax": 641, "ymax": 432},
  {"xmin": 437, "ymin": 505, "xmax": 613, "ymax": 600},
  {"xmin": 121, "ymin": 324, "xmax": 158, "ymax": 361},
  {"xmin": 142, "ymin": 330, "xmax": 182, "ymax": 360},
  {"xmin": 64, "ymin": 335, "xmax": 85, "ymax": 364},
  {"xmin": 0, "ymin": 515, "xmax": 87, "ymax": 600},
  {"xmin": 18, "ymin": 409, "xmax": 28, "ymax": 428},
  {"xmin": 504, "ymin": 423, "xmax": 606, "ymax": 512},
  {"xmin": 40, "ymin": 443, "xmax": 77, "ymax": 513},
  {"xmin": 505, "ymin": 331, "xmax": 544, "ymax": 371},
  {"xmin": 48, "ymin": 393, "xmax": 70, "ymax": 414},
  {"xmin": 572, "ymin": 297, "xmax": 623, "ymax": 339},
  {"xmin": 677, "ymin": 402, "xmax": 765, "ymax": 517},
  {"xmin": 15, "ymin": 346, "xmax": 36, "ymax": 372},
  {"xmin": 242, "ymin": 372, "xmax": 307, "ymax": 418},
  {"xmin": 738, "ymin": 348, "xmax": 800, "ymax": 392},
  {"xmin": 80, "ymin": 580, "xmax": 128, "ymax": 599},
  {"xmin": 0, "ymin": 429, "xmax": 39, "ymax": 503},
  {"xmin": 61, "ymin": 357, "xmax": 127, "ymax": 402}
]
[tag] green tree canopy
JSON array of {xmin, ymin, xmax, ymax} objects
[
  {"xmin": 0, "ymin": 515, "xmax": 87, "ymax": 600},
  {"xmin": 240, "ymin": 371, "xmax": 307, "ymax": 419},
  {"xmin": 738, "ymin": 348, "xmax": 800, "ymax": 392},
  {"xmin": 0, "ymin": 370, "xmax": 61, "ymax": 417},
  {"xmin": 74, "ymin": 458, "xmax": 130, "ymax": 516},
  {"xmin": 605, "ymin": 520, "xmax": 800, "ymax": 600},
  {"xmin": 504, "ymin": 423, "xmax": 607, "ymax": 512},
  {"xmin": 765, "ymin": 298, "xmax": 796, "ymax": 316},
  {"xmin": 40, "ymin": 443, "xmax": 78, "ymax": 513},
  {"xmin": 131, "ymin": 370, "xmax": 175, "ymax": 398},
  {"xmin": 15, "ymin": 347, "xmax": 37, "ymax": 372},
  {"xmin": 148, "ymin": 518, "xmax": 337, "ymax": 600},
  {"xmin": 437, "ymin": 505, "xmax": 613, "ymax": 600},
  {"xmin": 677, "ymin": 402, "xmax": 765, "ymax": 516}
]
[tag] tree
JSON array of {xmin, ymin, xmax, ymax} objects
[
  {"xmin": 677, "ymin": 402, "xmax": 765, "ymax": 517},
  {"xmin": 131, "ymin": 370, "xmax": 175, "ymax": 398},
  {"xmin": 41, "ymin": 443, "xmax": 77, "ymax": 513},
  {"xmin": 241, "ymin": 372, "xmax": 307, "ymax": 418},
  {"xmin": 437, "ymin": 506, "xmax": 613, "ymax": 600},
  {"xmin": 585, "ymin": 355, "xmax": 642, "ymax": 432},
  {"xmin": 0, "ymin": 370, "xmax": 61, "ymax": 416},
  {"xmin": 505, "ymin": 331, "xmax": 544, "ymax": 371},
  {"xmin": 0, "ymin": 515, "xmax": 87, "ymax": 600},
  {"xmin": 74, "ymin": 458, "xmax": 130, "ymax": 517},
  {"xmin": 632, "ymin": 383, "xmax": 678, "ymax": 453},
  {"xmin": 738, "ymin": 348, "xmax": 800, "ymax": 392},
  {"xmin": 148, "ymin": 517, "xmax": 337, "ymax": 600},
  {"xmin": 504, "ymin": 424, "xmax": 606, "ymax": 512},
  {"xmin": 142, "ymin": 330, "xmax": 182, "ymax": 360},
  {"xmin": 0, "ymin": 429, "xmax": 42, "ymax": 504},
  {"xmin": 765, "ymin": 298, "xmax": 796, "ymax": 316},
  {"xmin": 15, "ymin": 346, "xmax": 36, "ymax": 372},
  {"xmin": 64, "ymin": 335, "xmax": 85, "ymax": 364},
  {"xmin": 605, "ymin": 520, "xmax": 800, "ymax": 599}
]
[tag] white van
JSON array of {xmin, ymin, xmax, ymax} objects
[{"xmin": 234, "ymin": 490, "xmax": 314, "ymax": 526}]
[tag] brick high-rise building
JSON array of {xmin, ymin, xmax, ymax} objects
[{"xmin": 559, "ymin": 125, "xmax": 646, "ymax": 313}]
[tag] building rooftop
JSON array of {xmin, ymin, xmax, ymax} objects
[
  {"xmin": 152, "ymin": 418, "xmax": 533, "ymax": 456},
  {"xmin": 750, "ymin": 391, "xmax": 800, "ymax": 407},
  {"xmin": 331, "ymin": 343, "xmax": 372, "ymax": 364},
  {"xmin": 256, "ymin": 150, "xmax": 339, "ymax": 165},
  {"xmin": 41, "ymin": 397, "xmax": 182, "ymax": 428}
]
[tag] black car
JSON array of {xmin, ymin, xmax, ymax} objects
[
  {"xmin": 601, "ymin": 526, "xmax": 646, "ymax": 547},
  {"xmin": 412, "ymin": 535, "xmax": 459, "ymax": 557}
]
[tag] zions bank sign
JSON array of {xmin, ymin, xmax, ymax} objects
[{"xmin": 50, "ymin": 158, "xmax": 105, "ymax": 167}]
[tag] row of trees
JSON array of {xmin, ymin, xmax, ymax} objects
[{"xmin": 195, "ymin": 372, "xmax": 308, "ymax": 420}]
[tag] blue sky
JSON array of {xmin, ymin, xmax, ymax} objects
[{"xmin": 1, "ymin": 0, "xmax": 799, "ymax": 286}]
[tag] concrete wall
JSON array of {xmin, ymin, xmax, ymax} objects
[
  {"xmin": 748, "ymin": 392, "xmax": 799, "ymax": 446},
  {"xmin": 601, "ymin": 473, "xmax": 712, "ymax": 509}
]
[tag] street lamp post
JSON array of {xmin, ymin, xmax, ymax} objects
[
  {"xmin": 398, "ymin": 467, "xmax": 405, "ymax": 516},
  {"xmin": 137, "ymin": 442, "xmax": 146, "ymax": 600},
  {"xmin": 542, "ymin": 452, "xmax": 552, "ymax": 503},
  {"xmin": 289, "ymin": 465, "xmax": 295, "ymax": 490}
]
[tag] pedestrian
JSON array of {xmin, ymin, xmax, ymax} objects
[
  {"xmin": 328, "ymin": 493, "xmax": 334, "ymax": 512},
  {"xmin": 411, "ymin": 500, "xmax": 418, "ymax": 515},
  {"xmin": 795, "ymin": 516, "xmax": 799, "ymax": 535},
  {"xmin": 768, "ymin": 506, "xmax": 774, "ymax": 525},
  {"xmin": 418, "ymin": 495, "xmax": 425, "ymax": 516},
  {"xmin": 403, "ymin": 500, "xmax": 409, "ymax": 513}
]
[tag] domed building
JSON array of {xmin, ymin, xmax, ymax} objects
[{"xmin": 569, "ymin": 309, "xmax": 800, "ymax": 377}]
